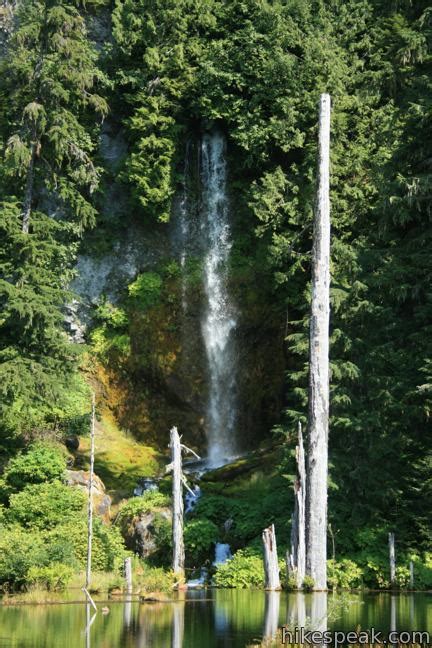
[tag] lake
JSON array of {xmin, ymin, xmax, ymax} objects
[{"xmin": 1, "ymin": 590, "xmax": 432, "ymax": 647}]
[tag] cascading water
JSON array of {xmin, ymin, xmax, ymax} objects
[
  {"xmin": 178, "ymin": 142, "xmax": 191, "ymax": 313},
  {"xmin": 213, "ymin": 542, "xmax": 232, "ymax": 566},
  {"xmin": 200, "ymin": 132, "xmax": 238, "ymax": 467}
]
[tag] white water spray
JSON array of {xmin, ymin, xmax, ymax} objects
[
  {"xmin": 178, "ymin": 142, "xmax": 191, "ymax": 312},
  {"xmin": 201, "ymin": 132, "xmax": 238, "ymax": 467}
]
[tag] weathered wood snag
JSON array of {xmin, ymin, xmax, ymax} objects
[
  {"xmin": 83, "ymin": 393, "xmax": 97, "ymax": 611},
  {"xmin": 389, "ymin": 532, "xmax": 396, "ymax": 587},
  {"xmin": 290, "ymin": 421, "xmax": 306, "ymax": 589},
  {"xmin": 262, "ymin": 523, "xmax": 281, "ymax": 590},
  {"xmin": 306, "ymin": 93, "xmax": 331, "ymax": 591},
  {"xmin": 167, "ymin": 426, "xmax": 200, "ymax": 581}
]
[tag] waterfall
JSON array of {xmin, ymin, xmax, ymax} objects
[
  {"xmin": 213, "ymin": 542, "xmax": 232, "ymax": 566},
  {"xmin": 200, "ymin": 132, "xmax": 238, "ymax": 467},
  {"xmin": 185, "ymin": 485, "xmax": 201, "ymax": 514},
  {"xmin": 178, "ymin": 141, "xmax": 191, "ymax": 313}
]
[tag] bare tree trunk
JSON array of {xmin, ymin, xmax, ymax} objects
[
  {"xmin": 124, "ymin": 556, "xmax": 132, "ymax": 595},
  {"xmin": 389, "ymin": 532, "xmax": 396, "ymax": 587},
  {"xmin": 306, "ymin": 93, "xmax": 331, "ymax": 591},
  {"xmin": 21, "ymin": 142, "xmax": 36, "ymax": 234},
  {"xmin": 170, "ymin": 427, "xmax": 185, "ymax": 579},
  {"xmin": 409, "ymin": 560, "xmax": 414, "ymax": 589},
  {"xmin": 290, "ymin": 421, "xmax": 306, "ymax": 589},
  {"xmin": 83, "ymin": 393, "xmax": 97, "ymax": 611},
  {"xmin": 262, "ymin": 524, "xmax": 281, "ymax": 590}
]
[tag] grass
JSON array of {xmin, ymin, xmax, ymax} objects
[{"xmin": 74, "ymin": 409, "xmax": 163, "ymax": 501}]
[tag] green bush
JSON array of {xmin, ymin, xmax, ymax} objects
[
  {"xmin": 302, "ymin": 575, "xmax": 315, "ymax": 591},
  {"xmin": 327, "ymin": 558, "xmax": 363, "ymax": 589},
  {"xmin": 2, "ymin": 443, "xmax": 66, "ymax": 494},
  {"xmin": 7, "ymin": 481, "xmax": 85, "ymax": 530},
  {"xmin": 117, "ymin": 491, "xmax": 169, "ymax": 525},
  {"xmin": 149, "ymin": 516, "xmax": 172, "ymax": 566},
  {"xmin": 411, "ymin": 554, "xmax": 432, "ymax": 589},
  {"xmin": 213, "ymin": 549, "xmax": 264, "ymax": 588},
  {"xmin": 48, "ymin": 518, "xmax": 127, "ymax": 572},
  {"xmin": 135, "ymin": 564, "xmax": 175, "ymax": 594},
  {"xmin": 0, "ymin": 526, "xmax": 49, "ymax": 587},
  {"xmin": 128, "ymin": 272, "xmax": 163, "ymax": 309},
  {"xmin": 26, "ymin": 564, "xmax": 73, "ymax": 591},
  {"xmin": 184, "ymin": 518, "xmax": 218, "ymax": 567}
]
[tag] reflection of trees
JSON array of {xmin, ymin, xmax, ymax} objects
[
  {"xmin": 137, "ymin": 602, "xmax": 173, "ymax": 648},
  {"xmin": 263, "ymin": 591, "xmax": 281, "ymax": 640},
  {"xmin": 286, "ymin": 591, "xmax": 307, "ymax": 629},
  {"xmin": 85, "ymin": 603, "xmax": 97, "ymax": 648},
  {"xmin": 310, "ymin": 592, "xmax": 327, "ymax": 632},
  {"xmin": 171, "ymin": 601, "xmax": 185, "ymax": 648}
]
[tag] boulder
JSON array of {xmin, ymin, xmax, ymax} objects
[
  {"xmin": 65, "ymin": 469, "xmax": 111, "ymax": 522},
  {"xmin": 122, "ymin": 508, "xmax": 172, "ymax": 559}
]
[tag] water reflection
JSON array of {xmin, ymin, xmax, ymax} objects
[
  {"xmin": 1, "ymin": 591, "xmax": 432, "ymax": 648},
  {"xmin": 263, "ymin": 591, "xmax": 281, "ymax": 639}
]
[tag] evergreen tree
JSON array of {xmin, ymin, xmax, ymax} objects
[{"xmin": 0, "ymin": 0, "xmax": 107, "ymax": 441}]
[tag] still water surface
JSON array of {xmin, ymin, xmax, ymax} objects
[{"xmin": 1, "ymin": 590, "xmax": 431, "ymax": 648}]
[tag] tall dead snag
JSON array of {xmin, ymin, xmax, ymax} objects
[
  {"xmin": 290, "ymin": 421, "xmax": 306, "ymax": 589},
  {"xmin": 306, "ymin": 93, "xmax": 331, "ymax": 591},
  {"xmin": 83, "ymin": 393, "xmax": 97, "ymax": 611},
  {"xmin": 167, "ymin": 427, "xmax": 200, "ymax": 581},
  {"xmin": 124, "ymin": 556, "xmax": 132, "ymax": 595},
  {"xmin": 389, "ymin": 532, "xmax": 396, "ymax": 587},
  {"xmin": 262, "ymin": 524, "xmax": 281, "ymax": 590}
]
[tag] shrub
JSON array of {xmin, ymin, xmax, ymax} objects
[
  {"xmin": 286, "ymin": 575, "xmax": 298, "ymax": 591},
  {"xmin": 2, "ymin": 443, "xmax": 66, "ymax": 494},
  {"xmin": 26, "ymin": 564, "xmax": 73, "ymax": 591},
  {"xmin": 411, "ymin": 553, "xmax": 432, "ymax": 588},
  {"xmin": 48, "ymin": 518, "xmax": 127, "ymax": 572},
  {"xmin": 7, "ymin": 481, "xmax": 85, "ymax": 530},
  {"xmin": 184, "ymin": 519, "xmax": 218, "ymax": 567},
  {"xmin": 128, "ymin": 272, "xmax": 163, "ymax": 309},
  {"xmin": 0, "ymin": 526, "xmax": 48, "ymax": 587},
  {"xmin": 327, "ymin": 558, "xmax": 363, "ymax": 589},
  {"xmin": 302, "ymin": 575, "xmax": 315, "ymax": 591},
  {"xmin": 135, "ymin": 564, "xmax": 175, "ymax": 594},
  {"xmin": 117, "ymin": 491, "xmax": 169, "ymax": 525},
  {"xmin": 213, "ymin": 549, "xmax": 264, "ymax": 588}
]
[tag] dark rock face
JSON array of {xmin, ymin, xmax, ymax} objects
[
  {"xmin": 122, "ymin": 508, "xmax": 172, "ymax": 559},
  {"xmin": 65, "ymin": 435, "xmax": 80, "ymax": 452}
]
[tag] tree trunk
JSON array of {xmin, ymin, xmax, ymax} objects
[
  {"xmin": 124, "ymin": 556, "xmax": 132, "ymax": 595},
  {"xmin": 86, "ymin": 393, "xmax": 96, "ymax": 589},
  {"xmin": 262, "ymin": 523, "xmax": 281, "ymax": 590},
  {"xmin": 83, "ymin": 393, "xmax": 97, "ymax": 611},
  {"xmin": 389, "ymin": 532, "xmax": 396, "ymax": 587},
  {"xmin": 290, "ymin": 421, "xmax": 306, "ymax": 589},
  {"xmin": 170, "ymin": 426, "xmax": 185, "ymax": 578},
  {"xmin": 306, "ymin": 93, "xmax": 331, "ymax": 591},
  {"xmin": 409, "ymin": 560, "xmax": 414, "ymax": 589},
  {"xmin": 21, "ymin": 142, "xmax": 36, "ymax": 234}
]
